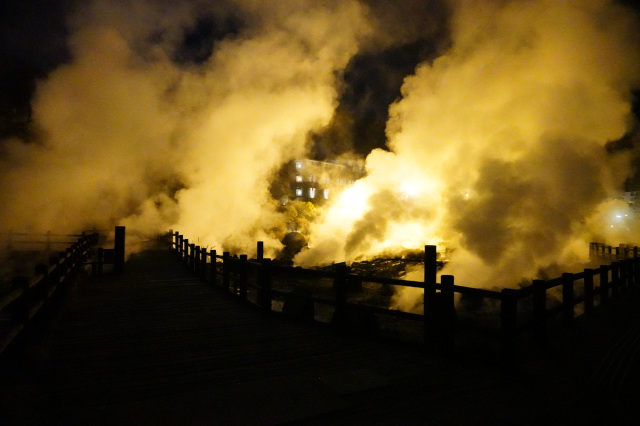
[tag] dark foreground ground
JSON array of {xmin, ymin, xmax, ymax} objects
[{"xmin": 1, "ymin": 241, "xmax": 640, "ymax": 425}]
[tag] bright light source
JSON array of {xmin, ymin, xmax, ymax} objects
[{"xmin": 399, "ymin": 182, "xmax": 420, "ymax": 199}]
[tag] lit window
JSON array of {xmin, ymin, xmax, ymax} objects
[
  {"xmin": 295, "ymin": 175, "xmax": 302, "ymax": 182},
  {"xmin": 295, "ymin": 187, "xmax": 303, "ymax": 197},
  {"xmin": 295, "ymin": 161, "xmax": 303, "ymax": 170},
  {"xmin": 309, "ymin": 188, "xmax": 316, "ymax": 198},
  {"xmin": 323, "ymin": 189, "xmax": 329, "ymax": 199}
]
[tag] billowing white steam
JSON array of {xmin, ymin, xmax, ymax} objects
[
  {"xmin": 1, "ymin": 0, "xmax": 639, "ymax": 293},
  {"xmin": 298, "ymin": 0, "xmax": 640, "ymax": 290},
  {"xmin": 0, "ymin": 0, "xmax": 371, "ymax": 257}
]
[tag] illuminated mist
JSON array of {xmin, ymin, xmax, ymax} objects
[
  {"xmin": 1, "ymin": 0, "xmax": 639, "ymax": 297},
  {"xmin": 297, "ymin": 0, "xmax": 640, "ymax": 291}
]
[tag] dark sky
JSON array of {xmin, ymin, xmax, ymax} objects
[
  {"xmin": 0, "ymin": 0, "xmax": 451, "ymax": 153},
  {"xmin": 0, "ymin": 0, "xmax": 638, "ymax": 156},
  {"xmin": 0, "ymin": 0, "xmax": 71, "ymax": 137}
]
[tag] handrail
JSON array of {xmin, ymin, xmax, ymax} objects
[
  {"xmin": 0, "ymin": 233, "xmax": 99, "ymax": 355},
  {"xmin": 169, "ymin": 232, "xmax": 640, "ymax": 363}
]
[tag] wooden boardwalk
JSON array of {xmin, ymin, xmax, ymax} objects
[{"xmin": 2, "ymin": 240, "xmax": 640, "ymax": 425}]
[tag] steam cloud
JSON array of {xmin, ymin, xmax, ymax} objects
[
  {"xmin": 0, "ymin": 0, "xmax": 372, "ymax": 257},
  {"xmin": 297, "ymin": 0, "xmax": 640, "ymax": 289},
  {"xmin": 1, "ymin": 0, "xmax": 639, "ymax": 291}
]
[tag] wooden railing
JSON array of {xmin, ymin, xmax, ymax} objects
[
  {"xmin": 170, "ymin": 232, "xmax": 639, "ymax": 362},
  {"xmin": 0, "ymin": 233, "xmax": 99, "ymax": 354}
]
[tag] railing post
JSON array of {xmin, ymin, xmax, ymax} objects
[
  {"xmin": 35, "ymin": 263, "xmax": 49, "ymax": 301},
  {"xmin": 200, "ymin": 248, "xmax": 208, "ymax": 280},
  {"xmin": 562, "ymin": 273, "xmax": 574, "ymax": 324},
  {"xmin": 96, "ymin": 247, "xmax": 104, "ymax": 275},
  {"xmin": 532, "ymin": 280, "xmax": 547, "ymax": 346},
  {"xmin": 239, "ymin": 255, "xmax": 248, "ymax": 300},
  {"xmin": 11, "ymin": 276, "xmax": 30, "ymax": 324},
  {"xmin": 500, "ymin": 288, "xmax": 519, "ymax": 365},
  {"xmin": 584, "ymin": 269, "xmax": 594, "ymax": 316},
  {"xmin": 635, "ymin": 251, "xmax": 640, "ymax": 286},
  {"xmin": 114, "ymin": 226, "xmax": 125, "ymax": 274},
  {"xmin": 619, "ymin": 259, "xmax": 628, "ymax": 293},
  {"xmin": 423, "ymin": 245, "xmax": 437, "ymax": 348},
  {"xmin": 258, "ymin": 258, "xmax": 272, "ymax": 311},
  {"xmin": 600, "ymin": 265, "xmax": 609, "ymax": 306},
  {"xmin": 611, "ymin": 262, "xmax": 620, "ymax": 300},
  {"xmin": 439, "ymin": 275, "xmax": 456, "ymax": 356},
  {"xmin": 332, "ymin": 262, "xmax": 348, "ymax": 328},
  {"xmin": 195, "ymin": 246, "xmax": 201, "ymax": 275},
  {"xmin": 183, "ymin": 239, "xmax": 189, "ymax": 264},
  {"xmin": 222, "ymin": 252, "xmax": 230, "ymax": 292},
  {"xmin": 210, "ymin": 249, "xmax": 217, "ymax": 285},
  {"xmin": 189, "ymin": 243, "xmax": 195, "ymax": 272},
  {"xmin": 257, "ymin": 241, "xmax": 264, "ymax": 261}
]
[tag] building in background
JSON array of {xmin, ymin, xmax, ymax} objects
[{"xmin": 286, "ymin": 158, "xmax": 365, "ymax": 204}]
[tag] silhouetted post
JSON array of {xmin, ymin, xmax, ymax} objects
[
  {"xmin": 210, "ymin": 249, "xmax": 217, "ymax": 285},
  {"xmin": 423, "ymin": 245, "xmax": 437, "ymax": 347},
  {"xmin": 257, "ymin": 241, "xmax": 264, "ymax": 261},
  {"xmin": 35, "ymin": 263, "xmax": 49, "ymax": 301},
  {"xmin": 189, "ymin": 243, "xmax": 196, "ymax": 271},
  {"xmin": 222, "ymin": 252, "xmax": 230, "ymax": 292},
  {"xmin": 532, "ymin": 279, "xmax": 547, "ymax": 346},
  {"xmin": 440, "ymin": 275, "xmax": 456, "ymax": 356},
  {"xmin": 500, "ymin": 288, "xmax": 519, "ymax": 365},
  {"xmin": 200, "ymin": 248, "xmax": 208, "ymax": 280},
  {"xmin": 258, "ymin": 258, "xmax": 272, "ymax": 310},
  {"xmin": 562, "ymin": 273, "xmax": 574, "ymax": 324},
  {"xmin": 96, "ymin": 247, "xmax": 104, "ymax": 275},
  {"xmin": 333, "ymin": 262, "xmax": 348, "ymax": 328},
  {"xmin": 615, "ymin": 246, "xmax": 620, "ymax": 260},
  {"xmin": 173, "ymin": 231, "xmax": 178, "ymax": 250},
  {"xmin": 600, "ymin": 265, "xmax": 609, "ymax": 306},
  {"xmin": 239, "ymin": 254, "xmax": 248, "ymax": 300},
  {"xmin": 620, "ymin": 259, "xmax": 628, "ymax": 293},
  {"xmin": 11, "ymin": 276, "xmax": 30, "ymax": 324},
  {"xmin": 611, "ymin": 262, "xmax": 620, "ymax": 299},
  {"xmin": 61, "ymin": 250, "xmax": 72, "ymax": 282},
  {"xmin": 114, "ymin": 226, "xmax": 125, "ymax": 274},
  {"xmin": 584, "ymin": 269, "xmax": 594, "ymax": 316},
  {"xmin": 635, "ymin": 251, "xmax": 640, "ymax": 286},
  {"xmin": 178, "ymin": 234, "xmax": 184, "ymax": 256},
  {"xmin": 195, "ymin": 246, "xmax": 201, "ymax": 275},
  {"xmin": 183, "ymin": 239, "xmax": 189, "ymax": 264}
]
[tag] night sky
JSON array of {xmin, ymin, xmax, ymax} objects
[
  {"xmin": 0, "ymin": 0, "xmax": 452, "ymax": 154},
  {"xmin": 2, "ymin": 0, "xmax": 638, "ymax": 155}
]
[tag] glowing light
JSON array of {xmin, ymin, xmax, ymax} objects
[{"xmin": 399, "ymin": 182, "xmax": 420, "ymax": 199}]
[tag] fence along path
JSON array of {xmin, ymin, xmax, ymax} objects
[
  {"xmin": 2, "ymin": 233, "xmax": 640, "ymax": 423},
  {"xmin": 173, "ymin": 232, "xmax": 640, "ymax": 363}
]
